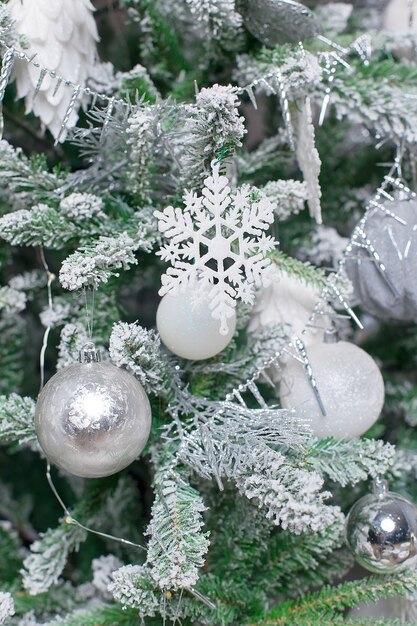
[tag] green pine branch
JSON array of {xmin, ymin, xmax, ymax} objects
[{"xmin": 249, "ymin": 573, "xmax": 417, "ymax": 626}]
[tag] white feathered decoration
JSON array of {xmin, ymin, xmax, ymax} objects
[{"xmin": 7, "ymin": 0, "xmax": 100, "ymax": 141}]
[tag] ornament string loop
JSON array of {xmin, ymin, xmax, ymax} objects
[{"xmin": 46, "ymin": 462, "xmax": 147, "ymax": 552}]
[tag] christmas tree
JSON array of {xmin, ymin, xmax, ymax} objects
[{"xmin": 1, "ymin": 0, "xmax": 417, "ymax": 624}]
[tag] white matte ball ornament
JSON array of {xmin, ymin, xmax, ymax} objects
[
  {"xmin": 280, "ymin": 340, "xmax": 385, "ymax": 439},
  {"xmin": 35, "ymin": 346, "xmax": 152, "ymax": 478},
  {"xmin": 157, "ymin": 291, "xmax": 236, "ymax": 360}
]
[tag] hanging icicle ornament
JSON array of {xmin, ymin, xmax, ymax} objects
[
  {"xmin": 154, "ymin": 160, "xmax": 278, "ymax": 336},
  {"xmin": 295, "ymin": 97, "xmax": 322, "ymax": 225},
  {"xmin": 157, "ymin": 287, "xmax": 236, "ymax": 361},
  {"xmin": 241, "ymin": 0, "xmax": 320, "ymax": 46},
  {"xmin": 35, "ymin": 343, "xmax": 152, "ymax": 478},
  {"xmin": 7, "ymin": 0, "xmax": 101, "ymax": 141},
  {"xmin": 346, "ymin": 478, "xmax": 417, "ymax": 574},
  {"xmin": 279, "ymin": 330, "xmax": 385, "ymax": 439},
  {"xmin": 345, "ymin": 192, "xmax": 417, "ymax": 323}
]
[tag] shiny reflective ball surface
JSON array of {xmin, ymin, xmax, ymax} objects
[
  {"xmin": 346, "ymin": 485, "xmax": 417, "ymax": 574},
  {"xmin": 35, "ymin": 362, "xmax": 152, "ymax": 478}
]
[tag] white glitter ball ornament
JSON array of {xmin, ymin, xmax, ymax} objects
[
  {"xmin": 156, "ymin": 290, "xmax": 236, "ymax": 360},
  {"xmin": 345, "ymin": 197, "xmax": 417, "ymax": 323},
  {"xmin": 280, "ymin": 339, "xmax": 384, "ymax": 439},
  {"xmin": 35, "ymin": 345, "xmax": 151, "ymax": 478}
]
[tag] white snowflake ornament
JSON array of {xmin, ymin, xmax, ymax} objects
[
  {"xmin": 8, "ymin": 0, "xmax": 100, "ymax": 141},
  {"xmin": 154, "ymin": 161, "xmax": 278, "ymax": 334}
]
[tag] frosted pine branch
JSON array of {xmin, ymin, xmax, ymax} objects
[
  {"xmin": 92, "ymin": 555, "xmax": 123, "ymax": 600},
  {"xmin": 109, "ymin": 564, "xmax": 160, "ymax": 615},
  {"xmin": 109, "ymin": 322, "xmax": 170, "ymax": 395},
  {"xmin": 182, "ymin": 85, "xmax": 246, "ymax": 187},
  {"xmin": 262, "ymin": 179, "xmax": 308, "ymax": 221},
  {"xmin": 241, "ymin": 447, "xmax": 339, "ymax": 534},
  {"xmin": 56, "ymin": 323, "xmax": 91, "ymax": 369},
  {"xmin": 146, "ymin": 469, "xmax": 210, "ymax": 590},
  {"xmin": 174, "ymin": 393, "xmax": 342, "ymax": 533},
  {"xmin": 183, "ymin": 0, "xmax": 244, "ymax": 51},
  {"xmin": 307, "ymin": 438, "xmax": 396, "ymax": 487},
  {"xmin": 0, "ymin": 205, "xmax": 77, "ymax": 248},
  {"xmin": 125, "ymin": 109, "xmax": 155, "ymax": 204},
  {"xmin": 22, "ymin": 524, "xmax": 88, "ymax": 595},
  {"xmin": 59, "ymin": 233, "xmax": 140, "ymax": 290},
  {"xmin": 59, "ymin": 193, "xmax": 106, "ymax": 221},
  {"xmin": 0, "ymin": 140, "xmax": 60, "ymax": 203},
  {"xmin": 0, "ymin": 592, "xmax": 14, "ymax": 624},
  {"xmin": 313, "ymin": 58, "xmax": 417, "ymax": 144},
  {"xmin": 0, "ymin": 286, "xmax": 27, "ymax": 315},
  {"xmin": 22, "ymin": 476, "xmax": 138, "ymax": 595},
  {"xmin": 0, "ymin": 393, "xmax": 37, "ymax": 448},
  {"xmin": 234, "ymin": 48, "xmax": 322, "ymax": 100},
  {"xmin": 9, "ymin": 270, "xmax": 47, "ymax": 295}
]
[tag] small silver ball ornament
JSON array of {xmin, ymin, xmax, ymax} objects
[
  {"xmin": 345, "ymin": 197, "xmax": 417, "ymax": 322},
  {"xmin": 35, "ymin": 345, "xmax": 152, "ymax": 478},
  {"xmin": 346, "ymin": 479, "xmax": 417, "ymax": 574},
  {"xmin": 241, "ymin": 0, "xmax": 320, "ymax": 46}
]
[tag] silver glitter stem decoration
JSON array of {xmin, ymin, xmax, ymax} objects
[
  {"xmin": 55, "ymin": 84, "xmax": 81, "ymax": 145},
  {"xmin": 294, "ymin": 337, "xmax": 327, "ymax": 417},
  {"xmin": 34, "ymin": 68, "xmax": 47, "ymax": 100},
  {"xmin": 100, "ymin": 96, "xmax": 115, "ymax": 143}
]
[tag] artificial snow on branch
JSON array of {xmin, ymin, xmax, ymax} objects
[
  {"xmin": 261, "ymin": 179, "xmax": 308, "ymax": 221},
  {"xmin": 22, "ymin": 522, "xmax": 88, "ymax": 595},
  {"xmin": 109, "ymin": 322, "xmax": 170, "ymax": 395},
  {"xmin": 182, "ymin": 85, "xmax": 246, "ymax": 188},
  {"xmin": 0, "ymin": 286, "xmax": 26, "ymax": 315},
  {"xmin": 59, "ymin": 233, "xmax": 139, "ymax": 290},
  {"xmin": 0, "ymin": 393, "xmax": 37, "ymax": 449},
  {"xmin": 183, "ymin": 0, "xmax": 244, "ymax": 51},
  {"xmin": 308, "ymin": 438, "xmax": 396, "ymax": 487},
  {"xmin": 0, "ymin": 592, "xmax": 14, "ymax": 624},
  {"xmin": 146, "ymin": 465, "xmax": 210, "ymax": 591},
  {"xmin": 109, "ymin": 564, "xmax": 160, "ymax": 616}
]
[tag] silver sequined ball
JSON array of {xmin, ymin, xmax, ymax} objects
[
  {"xmin": 35, "ymin": 346, "xmax": 152, "ymax": 478},
  {"xmin": 346, "ymin": 479, "xmax": 417, "ymax": 574}
]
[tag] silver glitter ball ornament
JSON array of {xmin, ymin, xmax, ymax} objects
[
  {"xmin": 346, "ymin": 479, "xmax": 417, "ymax": 574},
  {"xmin": 241, "ymin": 0, "xmax": 320, "ymax": 46},
  {"xmin": 35, "ymin": 347, "xmax": 152, "ymax": 478},
  {"xmin": 345, "ymin": 197, "xmax": 417, "ymax": 322}
]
